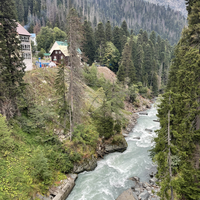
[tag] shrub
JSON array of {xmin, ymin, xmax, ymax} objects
[
  {"xmin": 112, "ymin": 134, "xmax": 124, "ymax": 145},
  {"xmin": 72, "ymin": 124, "xmax": 99, "ymax": 148}
]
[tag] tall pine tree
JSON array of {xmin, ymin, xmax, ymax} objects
[{"xmin": 0, "ymin": 0, "xmax": 26, "ymax": 119}]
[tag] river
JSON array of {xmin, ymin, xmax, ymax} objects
[{"xmin": 67, "ymin": 105, "xmax": 159, "ymax": 200}]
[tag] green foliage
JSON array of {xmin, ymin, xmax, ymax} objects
[
  {"xmin": 112, "ymin": 134, "xmax": 124, "ymax": 145},
  {"xmin": 95, "ymin": 114, "xmax": 114, "ymax": 139},
  {"xmin": 72, "ymin": 124, "xmax": 99, "ymax": 148},
  {"xmin": 105, "ymin": 21, "xmax": 112, "ymax": 42},
  {"xmin": 38, "ymin": 48, "xmax": 46, "ymax": 59},
  {"xmin": 83, "ymin": 64, "xmax": 98, "ymax": 87},
  {"xmin": 0, "ymin": 115, "xmax": 15, "ymax": 154},
  {"xmin": 151, "ymin": 8, "xmax": 200, "ymax": 197},
  {"xmin": 0, "ymin": 0, "xmax": 26, "ymax": 119},
  {"xmin": 36, "ymin": 26, "xmax": 67, "ymax": 52},
  {"xmin": 83, "ymin": 21, "xmax": 96, "ymax": 65},
  {"xmin": 30, "ymin": 147, "xmax": 52, "ymax": 182},
  {"xmin": 103, "ymin": 42, "xmax": 120, "ymax": 73}
]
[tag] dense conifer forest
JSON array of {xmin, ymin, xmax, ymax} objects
[
  {"xmin": 144, "ymin": 0, "xmax": 187, "ymax": 17},
  {"xmin": 151, "ymin": 0, "xmax": 200, "ymax": 199},
  {"xmin": 1, "ymin": 0, "xmax": 200, "ymax": 199},
  {"xmin": 14, "ymin": 0, "xmax": 186, "ymax": 44}
]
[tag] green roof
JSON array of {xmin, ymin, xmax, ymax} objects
[
  {"xmin": 44, "ymin": 53, "xmax": 50, "ymax": 56},
  {"xmin": 56, "ymin": 41, "xmax": 68, "ymax": 46}
]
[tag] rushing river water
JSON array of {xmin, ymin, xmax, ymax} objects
[{"xmin": 67, "ymin": 105, "xmax": 159, "ymax": 200}]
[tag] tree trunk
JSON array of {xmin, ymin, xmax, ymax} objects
[{"xmin": 168, "ymin": 94, "xmax": 174, "ymax": 200}]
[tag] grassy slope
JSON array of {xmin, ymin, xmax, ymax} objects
[{"xmin": 0, "ymin": 68, "xmax": 135, "ymax": 199}]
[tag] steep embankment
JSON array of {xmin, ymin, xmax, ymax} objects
[{"xmin": 0, "ymin": 67, "xmax": 152, "ymax": 200}]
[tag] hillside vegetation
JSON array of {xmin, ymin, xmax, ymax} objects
[
  {"xmin": 144, "ymin": 0, "xmax": 187, "ymax": 17},
  {"xmin": 151, "ymin": 1, "xmax": 200, "ymax": 199},
  {"xmin": 15, "ymin": 0, "xmax": 186, "ymax": 44},
  {"xmin": 0, "ymin": 66, "xmax": 153, "ymax": 199}
]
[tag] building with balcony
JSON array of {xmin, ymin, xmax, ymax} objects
[{"xmin": 17, "ymin": 23, "xmax": 33, "ymax": 71}]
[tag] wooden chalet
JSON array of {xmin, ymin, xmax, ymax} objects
[{"xmin": 49, "ymin": 41, "xmax": 69, "ymax": 65}]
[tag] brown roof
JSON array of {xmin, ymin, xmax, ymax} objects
[{"xmin": 16, "ymin": 23, "xmax": 31, "ymax": 36}]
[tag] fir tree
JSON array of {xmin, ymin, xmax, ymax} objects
[
  {"xmin": 142, "ymin": 31, "xmax": 148, "ymax": 43},
  {"xmin": 105, "ymin": 20, "xmax": 112, "ymax": 42},
  {"xmin": 135, "ymin": 45, "xmax": 144, "ymax": 82},
  {"xmin": 0, "ymin": 0, "xmax": 26, "ymax": 119},
  {"xmin": 83, "ymin": 20, "xmax": 96, "ymax": 65},
  {"xmin": 150, "ymin": 31, "xmax": 156, "ymax": 46},
  {"xmin": 95, "ymin": 22, "xmax": 106, "ymax": 62},
  {"xmin": 121, "ymin": 20, "xmax": 129, "ymax": 37},
  {"xmin": 143, "ymin": 44, "xmax": 153, "ymax": 86},
  {"xmin": 112, "ymin": 26, "xmax": 122, "ymax": 54},
  {"xmin": 117, "ymin": 43, "xmax": 136, "ymax": 85}
]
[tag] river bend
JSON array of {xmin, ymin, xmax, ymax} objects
[{"xmin": 67, "ymin": 105, "xmax": 159, "ymax": 200}]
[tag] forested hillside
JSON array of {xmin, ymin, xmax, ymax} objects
[
  {"xmin": 15, "ymin": 0, "xmax": 186, "ymax": 44},
  {"xmin": 144, "ymin": 0, "xmax": 187, "ymax": 17},
  {"xmin": 151, "ymin": 0, "xmax": 200, "ymax": 199}
]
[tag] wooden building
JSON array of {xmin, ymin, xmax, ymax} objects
[{"xmin": 49, "ymin": 41, "xmax": 69, "ymax": 65}]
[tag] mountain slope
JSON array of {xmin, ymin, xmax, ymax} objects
[
  {"xmin": 143, "ymin": 0, "xmax": 187, "ymax": 17},
  {"xmin": 15, "ymin": 0, "xmax": 187, "ymax": 45}
]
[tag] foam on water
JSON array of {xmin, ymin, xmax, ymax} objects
[{"xmin": 67, "ymin": 105, "xmax": 160, "ymax": 200}]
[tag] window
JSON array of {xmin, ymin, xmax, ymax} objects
[
  {"xmin": 55, "ymin": 51, "xmax": 57, "ymax": 54},
  {"xmin": 23, "ymin": 53, "xmax": 31, "ymax": 59},
  {"xmin": 59, "ymin": 51, "xmax": 61, "ymax": 54},
  {"xmin": 61, "ymin": 56, "xmax": 63, "ymax": 59},
  {"xmin": 54, "ymin": 56, "xmax": 57, "ymax": 61}
]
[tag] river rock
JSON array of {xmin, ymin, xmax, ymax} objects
[
  {"xmin": 142, "ymin": 182, "xmax": 150, "ymax": 188},
  {"xmin": 73, "ymin": 157, "xmax": 97, "ymax": 173},
  {"xmin": 116, "ymin": 189, "xmax": 137, "ymax": 200},
  {"xmin": 104, "ymin": 139, "xmax": 128, "ymax": 153},
  {"xmin": 133, "ymin": 137, "xmax": 140, "ymax": 140},
  {"xmin": 36, "ymin": 174, "xmax": 78, "ymax": 200},
  {"xmin": 131, "ymin": 176, "xmax": 140, "ymax": 182},
  {"xmin": 145, "ymin": 129, "xmax": 153, "ymax": 132},
  {"xmin": 149, "ymin": 177, "xmax": 158, "ymax": 185},
  {"xmin": 132, "ymin": 192, "xmax": 139, "ymax": 200},
  {"xmin": 138, "ymin": 190, "xmax": 149, "ymax": 200}
]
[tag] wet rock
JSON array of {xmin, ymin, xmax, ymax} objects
[
  {"xmin": 145, "ymin": 129, "xmax": 153, "ymax": 132},
  {"xmin": 105, "ymin": 139, "xmax": 128, "ymax": 153},
  {"xmin": 138, "ymin": 190, "xmax": 149, "ymax": 200},
  {"xmin": 133, "ymin": 137, "xmax": 140, "ymax": 140},
  {"xmin": 149, "ymin": 177, "xmax": 158, "ymax": 185},
  {"xmin": 142, "ymin": 182, "xmax": 150, "ymax": 188},
  {"xmin": 139, "ymin": 113, "xmax": 148, "ymax": 115},
  {"xmin": 36, "ymin": 174, "xmax": 78, "ymax": 200},
  {"xmin": 116, "ymin": 189, "xmax": 137, "ymax": 200},
  {"xmin": 153, "ymin": 120, "xmax": 159, "ymax": 122},
  {"xmin": 132, "ymin": 192, "xmax": 139, "ymax": 200},
  {"xmin": 73, "ymin": 157, "xmax": 97, "ymax": 173},
  {"xmin": 131, "ymin": 176, "xmax": 140, "ymax": 182}
]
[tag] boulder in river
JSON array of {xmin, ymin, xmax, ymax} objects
[
  {"xmin": 138, "ymin": 190, "xmax": 149, "ymax": 200},
  {"xmin": 73, "ymin": 156, "xmax": 97, "ymax": 173},
  {"xmin": 104, "ymin": 138, "xmax": 128, "ymax": 153},
  {"xmin": 149, "ymin": 177, "xmax": 158, "ymax": 185},
  {"xmin": 139, "ymin": 112, "xmax": 148, "ymax": 115},
  {"xmin": 145, "ymin": 129, "xmax": 153, "ymax": 132},
  {"xmin": 116, "ymin": 189, "xmax": 137, "ymax": 200},
  {"xmin": 133, "ymin": 137, "xmax": 140, "ymax": 140}
]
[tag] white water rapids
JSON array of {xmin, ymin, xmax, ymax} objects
[{"xmin": 67, "ymin": 105, "xmax": 159, "ymax": 200}]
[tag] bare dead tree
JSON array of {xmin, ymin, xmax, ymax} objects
[{"xmin": 67, "ymin": 8, "xmax": 84, "ymax": 141}]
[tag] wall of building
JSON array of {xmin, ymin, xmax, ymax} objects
[{"xmin": 20, "ymin": 35, "xmax": 33, "ymax": 71}]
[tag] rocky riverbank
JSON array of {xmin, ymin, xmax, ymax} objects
[
  {"xmin": 116, "ymin": 173, "xmax": 160, "ymax": 200},
  {"xmin": 37, "ymin": 96, "xmax": 152, "ymax": 200}
]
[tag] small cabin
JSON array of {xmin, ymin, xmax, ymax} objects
[{"xmin": 49, "ymin": 41, "xmax": 69, "ymax": 65}]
